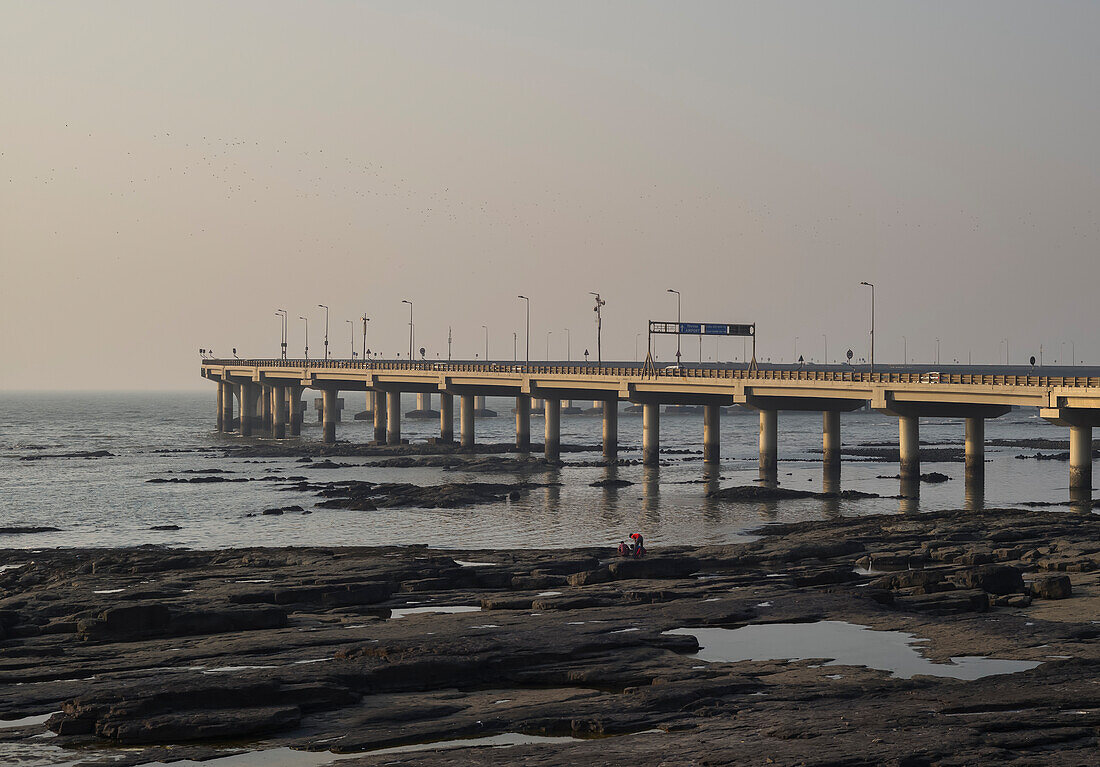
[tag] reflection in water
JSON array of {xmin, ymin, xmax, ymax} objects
[
  {"xmin": 641, "ymin": 465, "xmax": 661, "ymax": 527},
  {"xmin": 1069, "ymin": 485, "xmax": 1093, "ymax": 513},
  {"xmin": 758, "ymin": 468, "xmax": 778, "ymax": 489},
  {"xmin": 899, "ymin": 478, "xmax": 921, "ymax": 514},
  {"xmin": 701, "ymin": 467, "xmax": 722, "ymax": 521},
  {"xmin": 964, "ymin": 474, "xmax": 985, "ymax": 512},
  {"xmin": 821, "ymin": 466, "xmax": 841, "ymax": 518}
]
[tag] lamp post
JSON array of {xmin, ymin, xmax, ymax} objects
[
  {"xmin": 666, "ymin": 289, "xmax": 681, "ymax": 365},
  {"xmin": 859, "ymin": 282, "xmax": 874, "ymax": 373},
  {"xmin": 482, "ymin": 324, "xmax": 488, "ymax": 362},
  {"xmin": 317, "ymin": 304, "xmax": 329, "ymax": 361},
  {"xmin": 590, "ymin": 292, "xmax": 605, "ymax": 366},
  {"xmin": 517, "ymin": 295, "xmax": 530, "ymax": 371},
  {"xmin": 513, "ymin": 331, "xmax": 517, "ymax": 362},
  {"xmin": 299, "ymin": 316, "xmax": 309, "ymax": 360},
  {"xmin": 361, "ymin": 315, "xmax": 370, "ymax": 361},
  {"xmin": 546, "ymin": 330, "xmax": 552, "ymax": 361},
  {"xmin": 401, "ymin": 300, "xmax": 413, "ymax": 362},
  {"xmin": 1003, "ymin": 338, "xmax": 1009, "ymax": 366},
  {"xmin": 346, "ymin": 320, "xmax": 355, "ymax": 358},
  {"xmin": 275, "ymin": 309, "xmax": 287, "ymax": 359}
]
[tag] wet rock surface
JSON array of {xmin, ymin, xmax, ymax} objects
[{"xmin": 2, "ymin": 508, "xmax": 1100, "ymax": 765}]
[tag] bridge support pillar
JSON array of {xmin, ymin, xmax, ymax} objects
[
  {"xmin": 759, "ymin": 409, "xmax": 777, "ymax": 474},
  {"xmin": 703, "ymin": 404, "xmax": 720, "ymax": 463},
  {"xmin": 516, "ymin": 395, "xmax": 531, "ymax": 451},
  {"xmin": 417, "ymin": 393, "xmax": 430, "ymax": 411},
  {"xmin": 545, "ymin": 399, "xmax": 561, "ymax": 460},
  {"xmin": 440, "ymin": 393, "xmax": 454, "ymax": 442},
  {"xmin": 603, "ymin": 401, "xmax": 618, "ymax": 461},
  {"xmin": 261, "ymin": 387, "xmax": 273, "ymax": 433},
  {"xmin": 1070, "ymin": 424, "xmax": 1093, "ymax": 491},
  {"xmin": 965, "ymin": 417, "xmax": 984, "ymax": 478},
  {"xmin": 216, "ymin": 383, "xmax": 225, "ymax": 431},
  {"xmin": 387, "ymin": 392, "xmax": 401, "ymax": 445},
  {"xmin": 288, "ymin": 386, "xmax": 303, "ymax": 436},
  {"xmin": 461, "ymin": 394, "xmax": 475, "ymax": 449},
  {"xmin": 373, "ymin": 391, "xmax": 387, "ymax": 443},
  {"xmin": 239, "ymin": 383, "xmax": 256, "ymax": 437},
  {"xmin": 643, "ymin": 403, "xmax": 660, "ymax": 466},
  {"xmin": 899, "ymin": 415, "xmax": 920, "ymax": 481},
  {"xmin": 823, "ymin": 411, "xmax": 841, "ymax": 474},
  {"xmin": 221, "ymin": 382, "xmax": 234, "ymax": 432},
  {"xmin": 272, "ymin": 385, "xmax": 286, "ymax": 439},
  {"xmin": 322, "ymin": 389, "xmax": 338, "ymax": 444}
]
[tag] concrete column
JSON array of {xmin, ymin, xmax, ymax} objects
[
  {"xmin": 703, "ymin": 404, "xmax": 721, "ymax": 463},
  {"xmin": 475, "ymin": 395, "xmax": 486, "ymax": 411},
  {"xmin": 461, "ymin": 394, "xmax": 475, "ymax": 449},
  {"xmin": 515, "ymin": 395, "xmax": 531, "ymax": 451},
  {"xmin": 367, "ymin": 390, "xmax": 375, "ymax": 414},
  {"xmin": 823, "ymin": 411, "xmax": 841, "ymax": 474},
  {"xmin": 387, "ymin": 392, "xmax": 401, "ymax": 445},
  {"xmin": 322, "ymin": 389, "xmax": 337, "ymax": 444},
  {"xmin": 417, "ymin": 393, "xmax": 430, "ymax": 411},
  {"xmin": 439, "ymin": 393, "xmax": 454, "ymax": 442},
  {"xmin": 899, "ymin": 415, "xmax": 920, "ymax": 481},
  {"xmin": 545, "ymin": 398, "xmax": 561, "ymax": 460},
  {"xmin": 643, "ymin": 403, "xmax": 660, "ymax": 466},
  {"xmin": 373, "ymin": 390, "xmax": 388, "ymax": 443},
  {"xmin": 216, "ymin": 383, "xmax": 225, "ymax": 431},
  {"xmin": 262, "ymin": 387, "xmax": 273, "ymax": 433},
  {"xmin": 965, "ymin": 417, "xmax": 984, "ymax": 478},
  {"xmin": 602, "ymin": 401, "xmax": 618, "ymax": 461},
  {"xmin": 272, "ymin": 385, "xmax": 286, "ymax": 439},
  {"xmin": 759, "ymin": 409, "xmax": 777, "ymax": 474},
  {"xmin": 288, "ymin": 387, "xmax": 302, "ymax": 436},
  {"xmin": 221, "ymin": 382, "xmax": 234, "ymax": 432},
  {"xmin": 1070, "ymin": 424, "xmax": 1093, "ymax": 491},
  {"xmin": 239, "ymin": 382, "xmax": 255, "ymax": 437}
]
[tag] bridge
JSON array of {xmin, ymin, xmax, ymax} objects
[{"xmin": 201, "ymin": 359, "xmax": 1100, "ymax": 496}]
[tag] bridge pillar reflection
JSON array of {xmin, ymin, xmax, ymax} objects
[
  {"xmin": 642, "ymin": 403, "xmax": 660, "ymax": 466},
  {"xmin": 239, "ymin": 382, "xmax": 256, "ymax": 437},
  {"xmin": 322, "ymin": 389, "xmax": 338, "ymax": 443},
  {"xmin": 758, "ymin": 409, "xmax": 777, "ymax": 476},
  {"xmin": 899, "ymin": 415, "xmax": 920, "ymax": 481},
  {"xmin": 603, "ymin": 401, "xmax": 618, "ymax": 461},
  {"xmin": 515, "ymin": 395, "xmax": 531, "ymax": 451},
  {"xmin": 386, "ymin": 392, "xmax": 402, "ymax": 445},
  {"xmin": 272, "ymin": 385, "xmax": 286, "ymax": 439},
  {"xmin": 439, "ymin": 393, "xmax": 454, "ymax": 442},
  {"xmin": 1070, "ymin": 424, "xmax": 1093, "ymax": 492},
  {"xmin": 288, "ymin": 386, "xmax": 303, "ymax": 436},
  {"xmin": 545, "ymin": 398, "xmax": 561, "ymax": 460},
  {"xmin": 261, "ymin": 387, "xmax": 273, "ymax": 433},
  {"xmin": 823, "ymin": 411, "xmax": 841, "ymax": 475},
  {"xmin": 703, "ymin": 404, "xmax": 720, "ymax": 463},
  {"xmin": 373, "ymin": 391, "xmax": 387, "ymax": 443},
  {"xmin": 461, "ymin": 394, "xmax": 475, "ymax": 449}
]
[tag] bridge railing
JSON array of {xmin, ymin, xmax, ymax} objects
[{"xmin": 204, "ymin": 360, "xmax": 1100, "ymax": 388}]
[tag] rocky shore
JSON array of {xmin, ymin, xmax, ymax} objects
[{"xmin": 3, "ymin": 508, "xmax": 1100, "ymax": 765}]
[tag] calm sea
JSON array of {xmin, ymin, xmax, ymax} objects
[{"xmin": 0, "ymin": 391, "xmax": 1086, "ymax": 552}]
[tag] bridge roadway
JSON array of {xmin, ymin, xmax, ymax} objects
[{"xmin": 202, "ymin": 359, "xmax": 1100, "ymax": 494}]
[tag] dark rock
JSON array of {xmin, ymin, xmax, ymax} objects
[
  {"xmin": 590, "ymin": 478, "xmax": 634, "ymax": 488},
  {"xmin": 149, "ymin": 525, "xmax": 181, "ymax": 531},
  {"xmin": 0, "ymin": 526, "xmax": 62, "ymax": 534},
  {"xmin": 20, "ymin": 449, "xmax": 114, "ymax": 461},
  {"xmin": 955, "ymin": 564, "xmax": 1025, "ymax": 595},
  {"xmin": 1030, "ymin": 575, "xmax": 1072, "ymax": 599}
]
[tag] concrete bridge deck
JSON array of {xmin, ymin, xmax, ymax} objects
[{"xmin": 202, "ymin": 359, "xmax": 1100, "ymax": 494}]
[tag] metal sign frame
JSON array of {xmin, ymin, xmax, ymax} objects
[{"xmin": 645, "ymin": 321, "xmax": 757, "ymax": 375}]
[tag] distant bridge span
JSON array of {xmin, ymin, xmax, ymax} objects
[{"xmin": 201, "ymin": 359, "xmax": 1100, "ymax": 494}]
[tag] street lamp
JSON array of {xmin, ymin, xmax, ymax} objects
[
  {"xmin": 666, "ymin": 289, "xmax": 681, "ymax": 365},
  {"xmin": 401, "ymin": 300, "xmax": 413, "ymax": 362},
  {"xmin": 482, "ymin": 324, "xmax": 488, "ymax": 362},
  {"xmin": 513, "ymin": 331, "xmax": 517, "ymax": 362},
  {"xmin": 361, "ymin": 315, "xmax": 370, "ymax": 361},
  {"xmin": 1003, "ymin": 338, "xmax": 1009, "ymax": 366},
  {"xmin": 859, "ymin": 282, "xmax": 874, "ymax": 373},
  {"xmin": 317, "ymin": 304, "xmax": 329, "ymax": 361},
  {"xmin": 517, "ymin": 295, "xmax": 530, "ymax": 371},
  {"xmin": 546, "ymin": 330, "xmax": 552, "ymax": 361},
  {"xmin": 346, "ymin": 320, "xmax": 355, "ymax": 358},
  {"xmin": 298, "ymin": 316, "xmax": 309, "ymax": 360},
  {"xmin": 275, "ymin": 309, "xmax": 287, "ymax": 359},
  {"xmin": 590, "ymin": 292, "xmax": 605, "ymax": 366}
]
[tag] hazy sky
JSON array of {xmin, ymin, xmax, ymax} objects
[{"xmin": 3, "ymin": 1, "xmax": 1098, "ymax": 390}]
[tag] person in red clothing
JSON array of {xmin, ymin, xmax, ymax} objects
[{"xmin": 629, "ymin": 532, "xmax": 645, "ymax": 558}]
